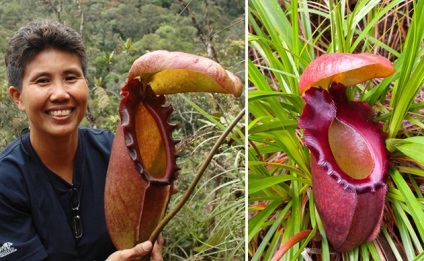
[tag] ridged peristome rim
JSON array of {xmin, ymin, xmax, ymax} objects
[
  {"xmin": 298, "ymin": 83, "xmax": 389, "ymax": 193},
  {"xmin": 119, "ymin": 78, "xmax": 180, "ymax": 186}
]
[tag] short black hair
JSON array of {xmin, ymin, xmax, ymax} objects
[{"xmin": 5, "ymin": 19, "xmax": 87, "ymax": 89}]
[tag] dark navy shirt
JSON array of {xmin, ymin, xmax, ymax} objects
[{"xmin": 0, "ymin": 128, "xmax": 117, "ymax": 260}]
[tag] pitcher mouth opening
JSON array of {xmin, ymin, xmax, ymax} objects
[
  {"xmin": 329, "ymin": 119, "xmax": 374, "ymax": 180},
  {"xmin": 299, "ymin": 83, "xmax": 388, "ymax": 193}
]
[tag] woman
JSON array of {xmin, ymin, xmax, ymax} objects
[{"xmin": 0, "ymin": 19, "xmax": 163, "ymax": 260}]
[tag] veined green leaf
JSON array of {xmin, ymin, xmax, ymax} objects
[
  {"xmin": 396, "ymin": 166, "xmax": 424, "ymax": 178},
  {"xmin": 248, "ymin": 199, "xmax": 286, "ymax": 242},
  {"xmin": 249, "ymin": 0, "xmax": 423, "ymax": 259},
  {"xmin": 388, "ymin": 0, "xmax": 424, "ymax": 137},
  {"xmin": 392, "ymin": 200, "xmax": 416, "ymax": 260},
  {"xmin": 249, "ymin": 120, "xmax": 298, "ymax": 133},
  {"xmin": 387, "ymin": 137, "xmax": 424, "ymax": 165},
  {"xmin": 413, "ymin": 251, "xmax": 424, "ymax": 261},
  {"xmin": 391, "ymin": 168, "xmax": 424, "ymax": 250},
  {"xmin": 382, "ymin": 227, "xmax": 404, "ymax": 261},
  {"xmin": 396, "ymin": 143, "xmax": 424, "ymax": 165},
  {"xmin": 250, "ymin": 207, "xmax": 287, "ymax": 261},
  {"xmin": 248, "ymin": 175, "xmax": 307, "ymax": 195}
]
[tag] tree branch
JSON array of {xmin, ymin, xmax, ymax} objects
[
  {"xmin": 148, "ymin": 108, "xmax": 245, "ymax": 242},
  {"xmin": 178, "ymin": 0, "xmax": 219, "ymax": 62}
]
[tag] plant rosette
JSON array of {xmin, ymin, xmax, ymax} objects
[{"xmin": 298, "ymin": 53, "xmax": 395, "ymax": 252}]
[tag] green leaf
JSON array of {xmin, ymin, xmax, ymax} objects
[
  {"xmin": 248, "ymin": 199, "xmax": 285, "ymax": 242},
  {"xmin": 193, "ymin": 228, "xmax": 227, "ymax": 252},
  {"xmin": 248, "ymin": 175, "xmax": 299, "ymax": 195},
  {"xmin": 391, "ymin": 168, "xmax": 424, "ymax": 249},
  {"xmin": 387, "ymin": 137, "xmax": 424, "ymax": 165},
  {"xmin": 248, "ymin": 0, "xmax": 424, "ymax": 259},
  {"xmin": 250, "ymin": 207, "xmax": 287, "ymax": 261},
  {"xmin": 396, "ymin": 143, "xmax": 424, "ymax": 165}
]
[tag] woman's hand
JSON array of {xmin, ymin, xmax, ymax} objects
[
  {"xmin": 106, "ymin": 234, "xmax": 164, "ymax": 261},
  {"xmin": 151, "ymin": 234, "xmax": 164, "ymax": 261}
]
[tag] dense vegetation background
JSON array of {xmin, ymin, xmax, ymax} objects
[
  {"xmin": 248, "ymin": 0, "xmax": 424, "ymax": 260},
  {"xmin": 0, "ymin": 0, "xmax": 245, "ymax": 260}
]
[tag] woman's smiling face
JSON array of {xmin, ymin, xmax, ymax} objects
[{"xmin": 10, "ymin": 48, "xmax": 88, "ymax": 139}]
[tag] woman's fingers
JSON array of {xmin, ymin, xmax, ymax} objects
[
  {"xmin": 106, "ymin": 241, "xmax": 153, "ymax": 261},
  {"xmin": 151, "ymin": 234, "xmax": 164, "ymax": 261}
]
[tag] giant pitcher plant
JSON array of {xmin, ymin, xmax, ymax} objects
[
  {"xmin": 105, "ymin": 50, "xmax": 243, "ymax": 250},
  {"xmin": 298, "ymin": 53, "xmax": 395, "ymax": 252}
]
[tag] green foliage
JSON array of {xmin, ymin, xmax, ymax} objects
[
  {"xmin": 248, "ymin": 0, "xmax": 424, "ymax": 260},
  {"xmin": 0, "ymin": 0, "xmax": 245, "ymax": 260},
  {"xmin": 0, "ymin": 0, "xmax": 245, "ymax": 141},
  {"xmin": 387, "ymin": 137, "xmax": 424, "ymax": 165},
  {"xmin": 163, "ymin": 91, "xmax": 245, "ymax": 260},
  {"xmin": 165, "ymin": 121, "xmax": 245, "ymax": 259},
  {"xmin": 0, "ymin": 83, "xmax": 27, "ymax": 149}
]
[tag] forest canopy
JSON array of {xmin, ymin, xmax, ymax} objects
[
  {"xmin": 0, "ymin": 1, "xmax": 245, "ymax": 259},
  {"xmin": 0, "ymin": 0, "xmax": 245, "ymax": 148}
]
